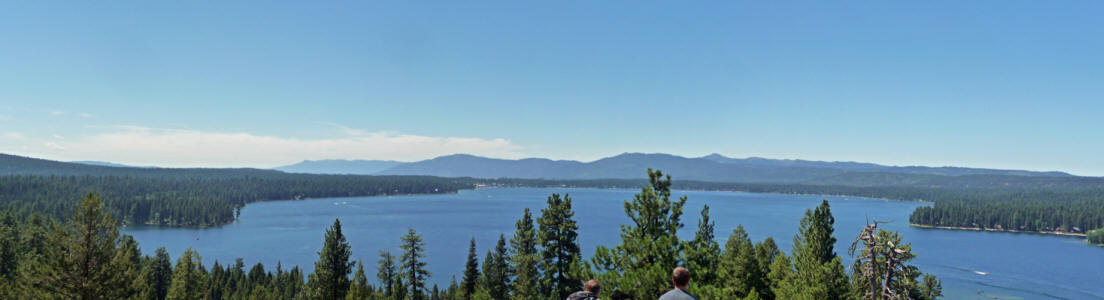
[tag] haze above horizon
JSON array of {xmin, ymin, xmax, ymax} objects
[{"xmin": 1, "ymin": 1, "xmax": 1102, "ymax": 175}]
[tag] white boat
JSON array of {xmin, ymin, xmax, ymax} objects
[{"xmin": 973, "ymin": 271, "xmax": 988, "ymax": 276}]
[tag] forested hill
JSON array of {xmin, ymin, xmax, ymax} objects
[
  {"xmin": 371, "ymin": 152, "xmax": 1073, "ymax": 182},
  {"xmin": 0, "ymin": 154, "xmax": 475, "ymax": 227},
  {"xmin": 0, "ymin": 175, "xmax": 474, "ymax": 227},
  {"xmin": 0, "ymin": 153, "xmax": 284, "ymax": 178}
]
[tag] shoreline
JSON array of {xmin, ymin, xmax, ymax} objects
[
  {"xmin": 477, "ymin": 185, "xmax": 930, "ymax": 204},
  {"xmin": 909, "ymin": 223, "xmax": 1088, "ymax": 238}
]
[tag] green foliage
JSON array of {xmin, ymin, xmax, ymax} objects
[
  {"xmin": 377, "ymin": 250, "xmax": 399, "ymax": 298},
  {"xmin": 31, "ymin": 193, "xmax": 134, "ymax": 299},
  {"xmin": 481, "ymin": 235, "xmax": 511, "ymax": 300},
  {"xmin": 779, "ymin": 200, "xmax": 850, "ymax": 300},
  {"xmin": 509, "ymin": 208, "xmax": 540, "ymax": 300},
  {"xmin": 347, "ymin": 261, "xmax": 372, "ymax": 300},
  {"xmin": 766, "ymin": 251, "xmax": 793, "ymax": 297},
  {"xmin": 0, "ymin": 211, "xmax": 19, "ymax": 297},
  {"xmin": 910, "ymin": 189, "xmax": 1104, "ymax": 236},
  {"xmin": 114, "ymin": 235, "xmax": 143, "ymax": 298},
  {"xmin": 591, "ymin": 169, "xmax": 686, "ymax": 299},
  {"xmin": 750, "ymin": 238, "xmax": 780, "ymax": 299},
  {"xmin": 919, "ymin": 274, "xmax": 943, "ymax": 300},
  {"xmin": 850, "ymin": 226, "xmax": 944, "ymax": 300},
  {"xmin": 716, "ymin": 225, "xmax": 757, "ymax": 298},
  {"xmin": 682, "ymin": 205, "xmax": 721, "ymax": 287},
  {"xmin": 167, "ymin": 248, "xmax": 205, "ymax": 300},
  {"xmin": 309, "ymin": 219, "xmax": 354, "ymax": 300},
  {"xmin": 142, "ymin": 247, "xmax": 174, "ymax": 300},
  {"xmin": 1088, "ymin": 228, "xmax": 1104, "ymax": 245},
  {"xmin": 0, "ymin": 174, "xmax": 474, "ymax": 227},
  {"xmin": 536, "ymin": 193, "xmax": 583, "ymax": 300},
  {"xmin": 461, "ymin": 238, "xmax": 480, "ymax": 299},
  {"xmin": 400, "ymin": 228, "xmax": 431, "ymax": 300}
]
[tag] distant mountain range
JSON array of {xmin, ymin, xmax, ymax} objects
[
  {"xmin": 0, "ymin": 152, "xmax": 1096, "ymax": 189},
  {"xmin": 278, "ymin": 152, "xmax": 1072, "ymax": 183},
  {"xmin": 275, "ymin": 159, "xmax": 402, "ymax": 175}
]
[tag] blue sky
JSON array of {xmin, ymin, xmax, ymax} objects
[{"xmin": 1, "ymin": 1, "xmax": 1102, "ymax": 175}]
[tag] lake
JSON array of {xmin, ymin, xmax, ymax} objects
[{"xmin": 124, "ymin": 188, "xmax": 1104, "ymax": 299}]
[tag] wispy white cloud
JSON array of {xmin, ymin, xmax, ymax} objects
[
  {"xmin": 48, "ymin": 111, "xmax": 94, "ymax": 118},
  {"xmin": 317, "ymin": 121, "xmax": 372, "ymax": 136},
  {"xmin": 2, "ymin": 126, "xmax": 523, "ymax": 168}
]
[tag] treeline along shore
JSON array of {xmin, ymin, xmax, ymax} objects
[{"xmin": 0, "ymin": 170, "xmax": 943, "ymax": 299}]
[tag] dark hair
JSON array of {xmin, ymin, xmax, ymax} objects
[
  {"xmin": 672, "ymin": 267, "xmax": 691, "ymax": 287},
  {"xmin": 584, "ymin": 279, "xmax": 601, "ymax": 294}
]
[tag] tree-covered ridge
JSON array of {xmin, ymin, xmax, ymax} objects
[
  {"xmin": 0, "ymin": 175, "xmax": 473, "ymax": 227},
  {"xmin": 0, "ymin": 153, "xmax": 290, "ymax": 178},
  {"xmin": 0, "ymin": 170, "xmax": 942, "ymax": 299},
  {"xmin": 908, "ymin": 189, "xmax": 1104, "ymax": 235}
]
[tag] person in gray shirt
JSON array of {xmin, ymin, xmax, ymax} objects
[
  {"xmin": 658, "ymin": 267, "xmax": 699, "ymax": 300},
  {"xmin": 566, "ymin": 279, "xmax": 601, "ymax": 300}
]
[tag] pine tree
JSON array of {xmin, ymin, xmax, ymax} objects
[
  {"xmin": 591, "ymin": 169, "xmax": 686, "ymax": 299},
  {"xmin": 536, "ymin": 193, "xmax": 582, "ymax": 299},
  {"xmin": 683, "ymin": 205, "xmax": 721, "ymax": 287},
  {"xmin": 167, "ymin": 248, "xmax": 206, "ymax": 300},
  {"xmin": 113, "ymin": 235, "xmax": 143, "ymax": 299},
  {"xmin": 751, "ymin": 237, "xmax": 780, "ymax": 299},
  {"xmin": 780, "ymin": 200, "xmax": 849, "ymax": 299},
  {"xmin": 718, "ymin": 225, "xmax": 756, "ymax": 298},
  {"xmin": 248, "ymin": 262, "xmax": 269, "ymax": 289},
  {"xmin": 447, "ymin": 276, "xmax": 459, "ymax": 300},
  {"xmin": 919, "ymin": 274, "xmax": 942, "ymax": 300},
  {"xmin": 400, "ymin": 228, "xmax": 431, "ymax": 300},
  {"xmin": 309, "ymin": 219, "xmax": 354, "ymax": 300},
  {"xmin": 480, "ymin": 251, "xmax": 494, "ymax": 295},
  {"xmin": 206, "ymin": 260, "xmax": 226, "ymax": 300},
  {"xmin": 378, "ymin": 250, "xmax": 398, "ymax": 298},
  {"xmin": 229, "ymin": 258, "xmax": 248, "ymax": 298},
  {"xmin": 850, "ymin": 224, "xmax": 943, "ymax": 300},
  {"xmin": 481, "ymin": 235, "xmax": 511, "ymax": 300},
  {"xmin": 460, "ymin": 238, "xmax": 480, "ymax": 299},
  {"xmin": 347, "ymin": 260, "xmax": 371, "ymax": 300},
  {"xmin": 0, "ymin": 211, "xmax": 17, "ymax": 283},
  {"xmin": 766, "ymin": 252, "xmax": 793, "ymax": 298},
  {"xmin": 144, "ymin": 247, "xmax": 174, "ymax": 300},
  {"xmin": 34, "ymin": 193, "xmax": 131, "ymax": 299},
  {"xmin": 0, "ymin": 212, "xmax": 19, "ymax": 299},
  {"xmin": 284, "ymin": 266, "xmax": 306, "ymax": 299},
  {"xmin": 508, "ymin": 208, "xmax": 540, "ymax": 300}
]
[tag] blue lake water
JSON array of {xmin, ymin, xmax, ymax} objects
[{"xmin": 124, "ymin": 188, "xmax": 1104, "ymax": 299}]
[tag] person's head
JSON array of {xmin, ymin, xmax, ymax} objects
[
  {"xmin": 672, "ymin": 267, "xmax": 691, "ymax": 289},
  {"xmin": 584, "ymin": 279, "xmax": 601, "ymax": 296}
]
